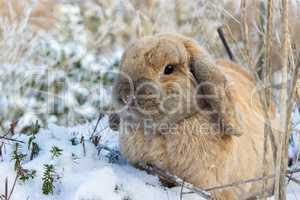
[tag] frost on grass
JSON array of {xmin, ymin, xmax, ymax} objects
[{"xmin": 0, "ymin": 116, "xmax": 197, "ymax": 200}]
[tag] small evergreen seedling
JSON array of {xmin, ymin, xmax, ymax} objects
[
  {"xmin": 50, "ymin": 146, "xmax": 63, "ymax": 159},
  {"xmin": 11, "ymin": 143, "xmax": 26, "ymax": 172},
  {"xmin": 28, "ymin": 121, "xmax": 41, "ymax": 160},
  {"xmin": 11, "ymin": 143, "xmax": 36, "ymax": 182},
  {"xmin": 29, "ymin": 120, "xmax": 41, "ymax": 135},
  {"xmin": 28, "ymin": 135, "xmax": 36, "ymax": 150},
  {"xmin": 42, "ymin": 164, "xmax": 56, "ymax": 195},
  {"xmin": 19, "ymin": 169, "xmax": 37, "ymax": 182}
]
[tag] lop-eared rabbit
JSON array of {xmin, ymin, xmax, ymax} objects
[{"xmin": 110, "ymin": 34, "xmax": 277, "ymax": 200}]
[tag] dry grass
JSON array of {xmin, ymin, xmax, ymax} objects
[
  {"xmin": 0, "ymin": 176, "xmax": 18, "ymax": 200},
  {"xmin": 0, "ymin": 0, "xmax": 57, "ymax": 30}
]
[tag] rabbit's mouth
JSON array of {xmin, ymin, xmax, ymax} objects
[
  {"xmin": 123, "ymin": 96, "xmax": 161, "ymax": 118},
  {"xmin": 115, "ymin": 93, "xmax": 175, "ymax": 126},
  {"xmin": 113, "ymin": 77, "xmax": 190, "ymax": 123}
]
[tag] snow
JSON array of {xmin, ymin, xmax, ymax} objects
[
  {"xmin": 0, "ymin": 116, "xmax": 196, "ymax": 200},
  {"xmin": 289, "ymin": 105, "xmax": 300, "ymax": 164},
  {"xmin": 1, "ymin": 116, "xmax": 299, "ymax": 200}
]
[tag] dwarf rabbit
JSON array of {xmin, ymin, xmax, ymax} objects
[{"xmin": 110, "ymin": 33, "xmax": 277, "ymax": 200}]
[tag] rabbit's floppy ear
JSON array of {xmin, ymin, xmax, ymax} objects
[{"xmin": 183, "ymin": 39, "xmax": 243, "ymax": 136}]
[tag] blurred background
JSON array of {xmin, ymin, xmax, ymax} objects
[{"xmin": 0, "ymin": 0, "xmax": 299, "ymax": 135}]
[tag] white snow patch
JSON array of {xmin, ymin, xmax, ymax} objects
[{"xmin": 0, "ymin": 117, "xmax": 184, "ymax": 200}]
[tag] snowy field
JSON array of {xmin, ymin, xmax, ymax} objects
[{"xmin": 0, "ymin": 116, "xmax": 299, "ymax": 200}]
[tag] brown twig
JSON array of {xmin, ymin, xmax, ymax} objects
[
  {"xmin": 181, "ymin": 168, "xmax": 300, "ymax": 194},
  {"xmin": 0, "ymin": 137, "xmax": 24, "ymax": 144},
  {"xmin": 0, "ymin": 121, "xmax": 22, "ymax": 160},
  {"xmin": 90, "ymin": 112, "xmax": 104, "ymax": 138},
  {"xmin": 4, "ymin": 178, "xmax": 8, "ymax": 200},
  {"xmin": 217, "ymin": 27, "xmax": 236, "ymax": 62},
  {"xmin": 286, "ymin": 175, "xmax": 300, "ymax": 186},
  {"xmin": 204, "ymin": 167, "xmax": 300, "ymax": 193},
  {"xmin": 80, "ymin": 136, "xmax": 86, "ymax": 157},
  {"xmin": 1, "ymin": 121, "xmax": 18, "ymax": 139},
  {"xmin": 287, "ymin": 168, "xmax": 300, "ymax": 175},
  {"xmin": 137, "ymin": 163, "xmax": 213, "ymax": 200},
  {"xmin": 7, "ymin": 175, "xmax": 18, "ymax": 200},
  {"xmin": 8, "ymin": 121, "xmax": 18, "ymax": 137},
  {"xmin": 205, "ymin": 174, "xmax": 275, "ymax": 192}
]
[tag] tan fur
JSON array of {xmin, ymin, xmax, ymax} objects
[{"xmin": 113, "ymin": 34, "xmax": 277, "ymax": 200}]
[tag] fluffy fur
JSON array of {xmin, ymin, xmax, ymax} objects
[{"xmin": 112, "ymin": 33, "xmax": 277, "ymax": 200}]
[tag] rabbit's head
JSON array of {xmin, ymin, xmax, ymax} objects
[{"xmin": 112, "ymin": 34, "xmax": 241, "ymax": 135}]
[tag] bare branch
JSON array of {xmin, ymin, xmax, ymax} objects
[
  {"xmin": 262, "ymin": 0, "xmax": 274, "ymax": 198},
  {"xmin": 0, "ymin": 137, "xmax": 24, "ymax": 144},
  {"xmin": 217, "ymin": 27, "xmax": 236, "ymax": 61}
]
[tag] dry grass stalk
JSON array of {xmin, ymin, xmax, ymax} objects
[
  {"xmin": 0, "ymin": 176, "xmax": 18, "ymax": 200},
  {"xmin": 286, "ymin": 175, "xmax": 300, "ymax": 186},
  {"xmin": 0, "ymin": 0, "xmax": 57, "ymax": 30},
  {"xmin": 224, "ymin": 24, "xmax": 246, "ymax": 63},
  {"xmin": 281, "ymin": 52, "xmax": 300, "ymax": 193},
  {"xmin": 138, "ymin": 163, "xmax": 213, "ymax": 200},
  {"xmin": 274, "ymin": 0, "xmax": 289, "ymax": 199},
  {"xmin": 228, "ymin": 12, "xmax": 277, "ymax": 199},
  {"xmin": 264, "ymin": 0, "xmax": 274, "ymax": 107},
  {"xmin": 0, "ymin": 121, "xmax": 23, "ymax": 147},
  {"xmin": 240, "ymin": 0, "xmax": 252, "ymax": 68},
  {"xmin": 245, "ymin": 58, "xmax": 277, "ymax": 200},
  {"xmin": 91, "ymin": 113, "xmax": 104, "ymax": 138},
  {"xmin": 218, "ymin": 5, "xmax": 277, "ymax": 198},
  {"xmin": 261, "ymin": 1, "xmax": 274, "ymax": 198},
  {"xmin": 0, "ymin": 137, "xmax": 24, "ymax": 144}
]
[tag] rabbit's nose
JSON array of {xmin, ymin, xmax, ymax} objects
[{"xmin": 135, "ymin": 78, "xmax": 159, "ymax": 96}]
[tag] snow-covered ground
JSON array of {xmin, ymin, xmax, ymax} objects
[
  {"xmin": 0, "ymin": 116, "xmax": 299, "ymax": 200},
  {"xmin": 0, "ymin": 117, "xmax": 198, "ymax": 200}
]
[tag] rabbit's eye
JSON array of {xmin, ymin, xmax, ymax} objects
[{"xmin": 164, "ymin": 64, "xmax": 175, "ymax": 75}]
